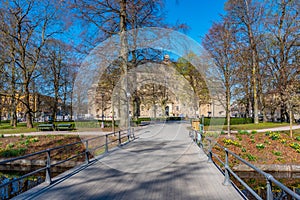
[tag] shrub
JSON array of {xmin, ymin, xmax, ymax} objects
[
  {"xmin": 269, "ymin": 132, "xmax": 281, "ymax": 140},
  {"xmin": 0, "ymin": 134, "xmax": 4, "ymax": 138},
  {"xmin": 265, "ymin": 131, "xmax": 271, "ymax": 136},
  {"xmin": 264, "ymin": 140, "xmax": 271, "ymax": 144},
  {"xmin": 273, "ymin": 151, "xmax": 282, "ymax": 156},
  {"xmin": 236, "ymin": 135, "xmax": 242, "ymax": 141},
  {"xmin": 246, "ymin": 153, "xmax": 257, "ymax": 161},
  {"xmin": 280, "ymin": 139, "xmax": 286, "ymax": 144},
  {"xmin": 295, "ymin": 136, "xmax": 300, "ymax": 141},
  {"xmin": 238, "ymin": 130, "xmax": 249, "ymax": 135},
  {"xmin": 256, "ymin": 143, "xmax": 265, "ymax": 149},
  {"xmin": 242, "ymin": 147, "xmax": 247, "ymax": 152},
  {"xmin": 200, "ymin": 117, "xmax": 253, "ymax": 126},
  {"xmin": 289, "ymin": 143, "xmax": 300, "ymax": 153},
  {"xmin": 266, "ymin": 131, "xmax": 281, "ymax": 140},
  {"xmin": 6, "ymin": 143, "xmax": 14, "ymax": 149},
  {"xmin": 251, "ymin": 130, "xmax": 257, "ymax": 134},
  {"xmin": 20, "ymin": 134, "xmax": 25, "ymax": 138},
  {"xmin": 0, "ymin": 148, "xmax": 27, "ymax": 157},
  {"xmin": 30, "ymin": 137, "xmax": 39, "ymax": 143},
  {"xmin": 222, "ymin": 138, "xmax": 241, "ymax": 147},
  {"xmin": 290, "ymin": 143, "xmax": 300, "ymax": 150}
]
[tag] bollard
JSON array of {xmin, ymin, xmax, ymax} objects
[
  {"xmin": 45, "ymin": 149, "xmax": 52, "ymax": 184},
  {"xmin": 266, "ymin": 175, "xmax": 273, "ymax": 200},
  {"xmin": 118, "ymin": 131, "xmax": 121, "ymax": 145},
  {"xmin": 105, "ymin": 135, "xmax": 108, "ymax": 153}
]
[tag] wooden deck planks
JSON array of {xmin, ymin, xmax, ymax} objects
[{"xmin": 14, "ymin": 123, "xmax": 243, "ymax": 200}]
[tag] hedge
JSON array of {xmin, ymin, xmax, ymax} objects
[{"xmin": 196, "ymin": 117, "xmax": 253, "ymax": 126}]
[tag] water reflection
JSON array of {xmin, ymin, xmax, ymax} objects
[
  {"xmin": 234, "ymin": 171, "xmax": 300, "ymax": 200},
  {"xmin": 0, "ymin": 166, "xmax": 70, "ymax": 199}
]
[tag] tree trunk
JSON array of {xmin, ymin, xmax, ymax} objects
[
  {"xmin": 25, "ymin": 81, "xmax": 33, "ymax": 128},
  {"xmin": 10, "ymin": 60, "xmax": 17, "ymax": 127},
  {"xmin": 244, "ymin": 0, "xmax": 259, "ymax": 124},
  {"xmin": 226, "ymin": 90, "xmax": 231, "ymax": 136},
  {"xmin": 119, "ymin": 0, "xmax": 129, "ymax": 129}
]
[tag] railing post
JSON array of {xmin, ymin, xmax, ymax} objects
[
  {"xmin": 223, "ymin": 148, "xmax": 231, "ymax": 186},
  {"xmin": 118, "ymin": 131, "xmax": 121, "ymax": 145},
  {"xmin": 127, "ymin": 128, "xmax": 130, "ymax": 141},
  {"xmin": 207, "ymin": 140, "xmax": 213, "ymax": 163},
  {"xmin": 85, "ymin": 140, "xmax": 89, "ymax": 164},
  {"xmin": 105, "ymin": 134, "xmax": 108, "ymax": 153},
  {"xmin": 266, "ymin": 175, "xmax": 273, "ymax": 200},
  {"xmin": 45, "ymin": 149, "xmax": 52, "ymax": 184},
  {"xmin": 131, "ymin": 128, "xmax": 135, "ymax": 139}
]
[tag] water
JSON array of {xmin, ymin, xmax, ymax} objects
[
  {"xmin": 234, "ymin": 171, "xmax": 300, "ymax": 199},
  {"xmin": 0, "ymin": 166, "xmax": 70, "ymax": 199}
]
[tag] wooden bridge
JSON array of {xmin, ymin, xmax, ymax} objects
[{"xmin": 14, "ymin": 123, "xmax": 243, "ymax": 200}]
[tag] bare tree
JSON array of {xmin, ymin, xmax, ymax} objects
[
  {"xmin": 0, "ymin": 0, "xmax": 62, "ymax": 128},
  {"xmin": 203, "ymin": 18, "xmax": 238, "ymax": 136},
  {"xmin": 225, "ymin": 0, "xmax": 264, "ymax": 124},
  {"xmin": 262, "ymin": 0, "xmax": 299, "ymax": 123}
]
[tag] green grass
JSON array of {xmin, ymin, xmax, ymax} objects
[
  {"xmin": 0, "ymin": 121, "xmax": 78, "ymax": 134},
  {"xmin": 229, "ymin": 122, "xmax": 290, "ymax": 130},
  {"xmin": 206, "ymin": 122, "xmax": 291, "ymax": 131},
  {"xmin": 0, "ymin": 122, "xmax": 38, "ymax": 134}
]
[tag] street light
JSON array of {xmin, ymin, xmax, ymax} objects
[
  {"xmin": 101, "ymin": 92, "xmax": 104, "ymax": 128},
  {"xmin": 126, "ymin": 92, "xmax": 131, "ymax": 137}
]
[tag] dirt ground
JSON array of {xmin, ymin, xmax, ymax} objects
[
  {"xmin": 0, "ymin": 135, "xmax": 85, "ymax": 161},
  {"xmin": 214, "ymin": 132, "xmax": 300, "ymax": 165}
]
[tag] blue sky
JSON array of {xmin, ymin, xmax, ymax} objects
[{"xmin": 165, "ymin": 0, "xmax": 227, "ymax": 43}]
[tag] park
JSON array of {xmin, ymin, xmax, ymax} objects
[{"xmin": 0, "ymin": 0, "xmax": 299, "ymax": 199}]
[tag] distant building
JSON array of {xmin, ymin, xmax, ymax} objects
[
  {"xmin": 87, "ymin": 55, "xmax": 226, "ymax": 120},
  {"xmin": 0, "ymin": 93, "xmax": 71, "ymax": 122}
]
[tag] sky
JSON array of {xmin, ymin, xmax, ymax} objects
[{"xmin": 165, "ymin": 0, "xmax": 227, "ymax": 43}]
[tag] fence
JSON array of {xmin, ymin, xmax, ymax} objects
[
  {"xmin": 0, "ymin": 128, "xmax": 135, "ymax": 198},
  {"xmin": 189, "ymin": 129, "xmax": 300, "ymax": 200}
]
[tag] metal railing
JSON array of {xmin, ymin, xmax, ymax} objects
[
  {"xmin": 189, "ymin": 129, "xmax": 300, "ymax": 200},
  {"xmin": 0, "ymin": 128, "xmax": 135, "ymax": 194}
]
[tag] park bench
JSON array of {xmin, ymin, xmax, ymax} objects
[
  {"xmin": 139, "ymin": 121, "xmax": 150, "ymax": 126},
  {"xmin": 56, "ymin": 124, "xmax": 75, "ymax": 131},
  {"xmin": 37, "ymin": 124, "xmax": 55, "ymax": 131}
]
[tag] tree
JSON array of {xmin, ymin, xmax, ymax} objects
[
  {"xmin": 203, "ymin": 18, "xmax": 238, "ymax": 136},
  {"xmin": 225, "ymin": 0, "xmax": 263, "ymax": 124},
  {"xmin": 40, "ymin": 39, "xmax": 72, "ymax": 121},
  {"xmin": 72, "ymin": 0, "xmax": 171, "ymax": 130},
  {"xmin": 0, "ymin": 0, "xmax": 62, "ymax": 128},
  {"xmin": 262, "ymin": 0, "xmax": 299, "ymax": 123}
]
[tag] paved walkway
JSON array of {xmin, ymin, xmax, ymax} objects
[
  {"xmin": 5, "ymin": 124, "xmax": 300, "ymax": 137},
  {"xmin": 14, "ymin": 122, "xmax": 243, "ymax": 200}
]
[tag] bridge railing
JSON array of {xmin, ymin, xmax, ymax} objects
[
  {"xmin": 189, "ymin": 129, "xmax": 300, "ymax": 200},
  {"xmin": 0, "ymin": 128, "xmax": 135, "ymax": 197}
]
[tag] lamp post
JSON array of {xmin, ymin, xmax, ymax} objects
[
  {"xmin": 101, "ymin": 92, "xmax": 104, "ymax": 128},
  {"xmin": 126, "ymin": 92, "xmax": 131, "ymax": 137}
]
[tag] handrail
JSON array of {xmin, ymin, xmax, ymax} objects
[
  {"xmin": 0, "ymin": 128, "xmax": 135, "ymax": 198},
  {"xmin": 189, "ymin": 129, "xmax": 300, "ymax": 200}
]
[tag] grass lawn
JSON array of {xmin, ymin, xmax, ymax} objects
[
  {"xmin": 204, "ymin": 122, "xmax": 293, "ymax": 131},
  {"xmin": 229, "ymin": 122, "xmax": 291, "ymax": 130},
  {"xmin": 0, "ymin": 122, "xmax": 37, "ymax": 134}
]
